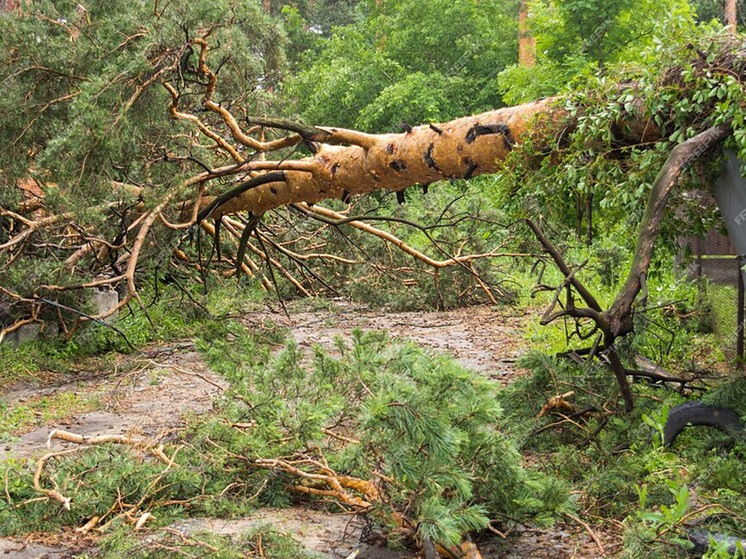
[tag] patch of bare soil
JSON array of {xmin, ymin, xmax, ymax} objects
[
  {"xmin": 249, "ymin": 302, "xmax": 533, "ymax": 385},
  {"xmin": 0, "ymin": 301, "xmax": 620, "ymax": 558},
  {"xmin": 172, "ymin": 509, "xmax": 412, "ymax": 559},
  {"xmin": 481, "ymin": 522, "xmax": 620, "ymax": 559},
  {"xmin": 0, "ymin": 531, "xmax": 97, "ymax": 559},
  {"xmin": 0, "ymin": 538, "xmax": 70, "ymax": 558},
  {"xmin": 0, "ymin": 349, "xmax": 225, "ymax": 463}
]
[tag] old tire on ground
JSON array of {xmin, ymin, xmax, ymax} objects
[
  {"xmin": 688, "ymin": 529, "xmax": 746, "ymax": 556},
  {"xmin": 663, "ymin": 401, "xmax": 744, "ymax": 447}
]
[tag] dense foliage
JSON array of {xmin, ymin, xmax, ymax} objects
[
  {"xmin": 0, "ymin": 326, "xmax": 567, "ymax": 550},
  {"xmin": 2, "ymin": 0, "xmax": 746, "ymax": 557},
  {"xmin": 287, "ymin": 0, "xmax": 519, "ymax": 131}
]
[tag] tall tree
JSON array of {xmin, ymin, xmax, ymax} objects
[
  {"xmin": 725, "ymin": 0, "xmax": 738, "ymax": 30},
  {"xmin": 518, "ymin": 0, "xmax": 536, "ymax": 66}
]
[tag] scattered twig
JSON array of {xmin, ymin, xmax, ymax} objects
[{"xmin": 563, "ymin": 512, "xmax": 605, "ymax": 556}]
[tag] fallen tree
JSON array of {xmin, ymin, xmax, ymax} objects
[
  {"xmin": 3, "ymin": 4, "xmax": 746, "ymax": 557},
  {"xmin": 3, "ymin": 30, "xmax": 743, "ymax": 404}
]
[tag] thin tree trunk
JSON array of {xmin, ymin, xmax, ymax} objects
[
  {"xmin": 519, "ymin": 0, "xmax": 536, "ymax": 67},
  {"xmin": 726, "ymin": 0, "xmax": 738, "ymax": 32}
]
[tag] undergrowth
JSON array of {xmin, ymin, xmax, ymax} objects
[
  {"xmin": 0, "ymin": 279, "xmax": 265, "ymax": 390},
  {"xmin": 0, "ymin": 325, "xmax": 568, "ymax": 553},
  {"xmin": 0, "ymin": 391, "xmax": 101, "ymax": 438},
  {"xmin": 501, "ymin": 350, "xmax": 746, "ymax": 559}
]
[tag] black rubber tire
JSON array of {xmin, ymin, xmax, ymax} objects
[
  {"xmin": 663, "ymin": 401, "xmax": 744, "ymax": 447},
  {"xmin": 688, "ymin": 529, "xmax": 746, "ymax": 556}
]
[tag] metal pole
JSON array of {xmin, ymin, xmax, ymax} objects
[{"xmin": 737, "ymin": 255, "xmax": 744, "ymax": 370}]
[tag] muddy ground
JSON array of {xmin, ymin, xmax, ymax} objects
[{"xmin": 0, "ymin": 302, "xmax": 617, "ymax": 558}]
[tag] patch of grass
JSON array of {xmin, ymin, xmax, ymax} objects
[
  {"xmin": 0, "ymin": 280, "xmax": 266, "ymax": 390},
  {"xmin": 0, "ymin": 340, "xmax": 107, "ymax": 392},
  {"xmin": 0, "ymin": 343, "xmax": 40, "ymax": 390},
  {"xmin": 88, "ymin": 525, "xmax": 315, "ymax": 559},
  {"xmin": 0, "ymin": 391, "xmax": 101, "ymax": 436}
]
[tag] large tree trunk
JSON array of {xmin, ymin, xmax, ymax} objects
[
  {"xmin": 210, "ymin": 100, "xmax": 557, "ymax": 217},
  {"xmin": 164, "ymin": 39, "xmax": 710, "ymax": 413}
]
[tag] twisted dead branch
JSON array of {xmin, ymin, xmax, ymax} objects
[
  {"xmin": 32, "ymin": 428, "xmax": 180, "ymax": 530},
  {"xmin": 527, "ymin": 122, "xmax": 733, "ymax": 411}
]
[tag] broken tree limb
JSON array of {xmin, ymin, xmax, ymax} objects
[
  {"xmin": 526, "ymin": 218, "xmax": 633, "ymax": 410},
  {"xmin": 254, "ymin": 453, "xmax": 483, "ymax": 559},
  {"xmin": 525, "ymin": 220, "xmax": 603, "ymax": 315},
  {"xmin": 526, "ymin": 123, "xmax": 733, "ymax": 411},
  {"xmin": 46, "ymin": 428, "xmax": 174, "ymax": 465},
  {"xmin": 298, "ymin": 204, "xmax": 530, "ymax": 267},
  {"xmin": 33, "ymin": 448, "xmax": 81, "ymax": 510},
  {"xmin": 604, "ymin": 122, "xmax": 732, "ymax": 337}
]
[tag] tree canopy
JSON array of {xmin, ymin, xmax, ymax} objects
[{"xmin": 1, "ymin": 0, "xmax": 745, "ymax": 327}]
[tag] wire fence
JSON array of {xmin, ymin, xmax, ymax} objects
[{"xmin": 684, "ymin": 229, "xmax": 745, "ymax": 366}]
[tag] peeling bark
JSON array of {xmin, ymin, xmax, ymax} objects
[{"xmin": 3, "ymin": 35, "xmax": 735, "ymax": 417}]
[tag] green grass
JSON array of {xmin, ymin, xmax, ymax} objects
[
  {"xmin": 0, "ymin": 343, "xmax": 43, "ymax": 390},
  {"xmin": 0, "ymin": 280, "xmax": 266, "ymax": 390},
  {"xmin": 87, "ymin": 526, "xmax": 316, "ymax": 559},
  {"xmin": 0, "ymin": 391, "xmax": 101, "ymax": 437}
]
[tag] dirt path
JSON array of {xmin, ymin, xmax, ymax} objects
[
  {"xmin": 0, "ymin": 302, "xmax": 617, "ymax": 558},
  {"xmin": 0, "ymin": 349, "xmax": 225, "ymax": 463},
  {"xmin": 250, "ymin": 302, "xmax": 533, "ymax": 384}
]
